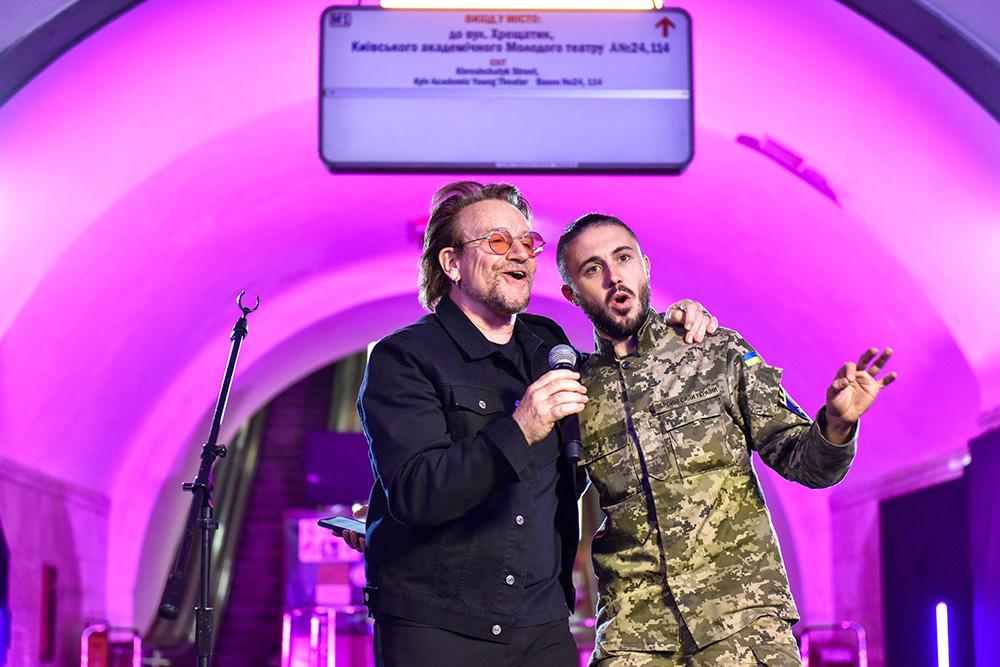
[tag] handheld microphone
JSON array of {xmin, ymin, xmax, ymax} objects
[{"xmin": 548, "ymin": 344, "xmax": 582, "ymax": 462}]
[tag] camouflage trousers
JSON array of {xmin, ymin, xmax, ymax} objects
[{"xmin": 590, "ymin": 614, "xmax": 801, "ymax": 667}]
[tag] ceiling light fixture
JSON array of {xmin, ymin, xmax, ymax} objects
[{"xmin": 736, "ymin": 134, "xmax": 840, "ymax": 205}]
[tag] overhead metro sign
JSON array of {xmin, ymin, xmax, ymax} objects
[{"xmin": 320, "ymin": 7, "xmax": 693, "ymax": 174}]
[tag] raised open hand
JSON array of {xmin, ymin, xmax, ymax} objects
[{"xmin": 825, "ymin": 348, "xmax": 897, "ymax": 441}]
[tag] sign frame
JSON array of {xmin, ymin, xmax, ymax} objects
[{"xmin": 319, "ymin": 6, "xmax": 694, "ymax": 175}]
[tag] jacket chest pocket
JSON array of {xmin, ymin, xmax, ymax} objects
[
  {"xmin": 580, "ymin": 427, "xmax": 640, "ymax": 505},
  {"xmin": 649, "ymin": 394, "xmax": 736, "ymax": 478},
  {"xmin": 445, "ymin": 385, "xmax": 505, "ymax": 440}
]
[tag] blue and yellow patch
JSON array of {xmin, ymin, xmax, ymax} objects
[
  {"xmin": 783, "ymin": 390, "xmax": 810, "ymax": 420},
  {"xmin": 743, "ymin": 351, "xmax": 762, "ymax": 367}
]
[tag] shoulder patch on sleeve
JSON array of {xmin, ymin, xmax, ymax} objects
[
  {"xmin": 743, "ymin": 351, "xmax": 763, "ymax": 367},
  {"xmin": 783, "ymin": 389, "xmax": 810, "ymax": 420}
]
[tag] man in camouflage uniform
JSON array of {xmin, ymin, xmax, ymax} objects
[{"xmin": 556, "ymin": 214, "xmax": 896, "ymax": 666}]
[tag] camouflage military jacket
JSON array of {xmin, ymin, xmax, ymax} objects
[{"xmin": 578, "ymin": 310, "xmax": 856, "ymax": 652}]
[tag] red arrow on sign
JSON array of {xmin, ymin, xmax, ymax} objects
[{"xmin": 655, "ymin": 17, "xmax": 676, "ymax": 37}]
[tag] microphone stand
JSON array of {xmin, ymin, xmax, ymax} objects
[{"xmin": 156, "ymin": 292, "xmax": 259, "ymax": 667}]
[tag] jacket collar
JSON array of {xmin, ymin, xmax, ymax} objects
[{"xmin": 435, "ymin": 295, "xmax": 545, "ymax": 366}]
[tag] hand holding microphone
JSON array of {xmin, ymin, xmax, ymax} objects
[{"xmin": 512, "ymin": 344, "xmax": 587, "ymax": 448}]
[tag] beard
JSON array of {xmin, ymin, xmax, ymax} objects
[
  {"xmin": 580, "ymin": 280, "xmax": 652, "ymax": 341},
  {"xmin": 479, "ymin": 265, "xmax": 533, "ymax": 316}
]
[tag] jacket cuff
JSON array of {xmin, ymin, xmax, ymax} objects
[{"xmin": 815, "ymin": 406, "xmax": 859, "ymax": 452}]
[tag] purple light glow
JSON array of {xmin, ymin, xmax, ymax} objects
[{"xmin": 0, "ymin": 0, "xmax": 998, "ymax": 638}]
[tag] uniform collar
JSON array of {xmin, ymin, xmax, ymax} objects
[{"xmin": 592, "ymin": 308, "xmax": 670, "ymax": 360}]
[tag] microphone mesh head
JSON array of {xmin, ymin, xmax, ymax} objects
[{"xmin": 548, "ymin": 344, "xmax": 578, "ymax": 370}]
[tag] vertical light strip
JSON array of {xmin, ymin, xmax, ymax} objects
[
  {"xmin": 936, "ymin": 602, "xmax": 950, "ymax": 667},
  {"xmin": 310, "ymin": 613, "xmax": 321, "ymax": 660},
  {"xmin": 280, "ymin": 612, "xmax": 292, "ymax": 667},
  {"xmin": 327, "ymin": 609, "xmax": 338, "ymax": 667},
  {"xmin": 132, "ymin": 634, "xmax": 142, "ymax": 667}
]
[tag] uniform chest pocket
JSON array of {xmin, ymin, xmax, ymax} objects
[
  {"xmin": 579, "ymin": 427, "xmax": 640, "ymax": 506},
  {"xmin": 649, "ymin": 394, "xmax": 735, "ymax": 478},
  {"xmin": 445, "ymin": 385, "xmax": 505, "ymax": 440}
]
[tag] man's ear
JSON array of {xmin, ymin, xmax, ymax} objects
[
  {"xmin": 439, "ymin": 247, "xmax": 460, "ymax": 283},
  {"xmin": 561, "ymin": 284, "xmax": 579, "ymax": 307}
]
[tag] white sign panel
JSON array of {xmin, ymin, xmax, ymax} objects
[{"xmin": 320, "ymin": 7, "xmax": 693, "ymax": 174}]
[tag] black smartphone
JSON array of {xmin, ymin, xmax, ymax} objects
[{"xmin": 318, "ymin": 515, "xmax": 366, "ymax": 536}]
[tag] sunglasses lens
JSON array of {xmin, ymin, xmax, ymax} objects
[
  {"xmin": 488, "ymin": 230, "xmax": 513, "ymax": 254},
  {"xmin": 523, "ymin": 232, "xmax": 544, "ymax": 255}
]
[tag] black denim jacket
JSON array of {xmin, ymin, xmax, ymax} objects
[{"xmin": 357, "ymin": 296, "xmax": 581, "ymax": 642}]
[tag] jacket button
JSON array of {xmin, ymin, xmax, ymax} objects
[
  {"xmin": 622, "ymin": 361, "xmax": 631, "ymax": 370},
  {"xmin": 492, "ymin": 624, "xmax": 502, "ymax": 635},
  {"xmin": 515, "ymin": 515, "xmax": 524, "ymax": 525},
  {"xmin": 479, "ymin": 400, "xmax": 487, "ymax": 409},
  {"xmin": 506, "ymin": 575, "xmax": 515, "ymax": 585}
]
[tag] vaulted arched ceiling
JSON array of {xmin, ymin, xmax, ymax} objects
[{"xmin": 1, "ymin": 0, "xmax": 998, "ymax": 628}]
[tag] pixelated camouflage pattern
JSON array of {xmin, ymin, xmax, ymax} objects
[
  {"xmin": 590, "ymin": 614, "xmax": 801, "ymax": 666},
  {"xmin": 579, "ymin": 310, "xmax": 855, "ymax": 654}
]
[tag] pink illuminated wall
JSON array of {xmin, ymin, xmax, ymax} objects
[{"xmin": 0, "ymin": 0, "xmax": 999, "ymax": 664}]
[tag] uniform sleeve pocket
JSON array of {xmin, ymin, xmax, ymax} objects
[{"xmin": 747, "ymin": 364, "xmax": 784, "ymax": 417}]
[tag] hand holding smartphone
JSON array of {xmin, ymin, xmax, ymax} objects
[{"xmin": 318, "ymin": 515, "xmax": 366, "ymax": 536}]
